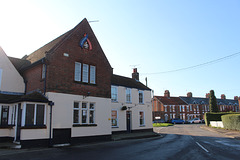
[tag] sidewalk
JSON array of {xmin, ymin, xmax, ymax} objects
[
  {"xmin": 111, "ymin": 131, "xmax": 161, "ymax": 141},
  {"xmin": 201, "ymin": 125, "xmax": 240, "ymax": 140}
]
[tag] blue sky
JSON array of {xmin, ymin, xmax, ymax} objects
[{"xmin": 0, "ymin": 0, "xmax": 240, "ymax": 99}]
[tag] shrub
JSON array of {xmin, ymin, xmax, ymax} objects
[
  {"xmin": 205, "ymin": 112, "xmax": 237, "ymax": 126},
  {"xmin": 222, "ymin": 114, "xmax": 240, "ymax": 131},
  {"xmin": 152, "ymin": 123, "xmax": 173, "ymax": 127}
]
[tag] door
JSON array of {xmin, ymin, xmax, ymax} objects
[
  {"xmin": 126, "ymin": 111, "xmax": 132, "ymax": 133},
  {"xmin": 15, "ymin": 103, "xmax": 21, "ymax": 142}
]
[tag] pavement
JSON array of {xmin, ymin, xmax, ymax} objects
[
  {"xmin": 0, "ymin": 126, "xmax": 239, "ymax": 156},
  {"xmin": 200, "ymin": 125, "xmax": 240, "ymax": 140}
]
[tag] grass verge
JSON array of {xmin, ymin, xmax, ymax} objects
[{"xmin": 153, "ymin": 123, "xmax": 173, "ymax": 127}]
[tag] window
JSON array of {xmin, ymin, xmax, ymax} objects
[
  {"xmin": 139, "ymin": 111, "xmax": 145, "ymax": 126},
  {"xmin": 182, "ymin": 106, "xmax": 185, "ymax": 112},
  {"xmin": 82, "ymin": 64, "xmax": 89, "ymax": 83},
  {"xmin": 164, "ymin": 106, "xmax": 167, "ymax": 112},
  {"xmin": 42, "ymin": 64, "xmax": 46, "ymax": 79},
  {"xmin": 73, "ymin": 102, "xmax": 95, "ymax": 125},
  {"xmin": 74, "ymin": 62, "xmax": 96, "ymax": 84},
  {"xmin": 186, "ymin": 106, "xmax": 189, "ymax": 112},
  {"xmin": 74, "ymin": 62, "xmax": 81, "ymax": 81},
  {"xmin": 179, "ymin": 106, "xmax": 182, "ymax": 112},
  {"xmin": 0, "ymin": 68, "xmax": 2, "ymax": 88},
  {"xmin": 111, "ymin": 110, "xmax": 118, "ymax": 127},
  {"xmin": 139, "ymin": 90, "xmax": 144, "ymax": 104},
  {"xmin": 126, "ymin": 88, "xmax": 131, "ymax": 103},
  {"xmin": 1, "ymin": 106, "xmax": 9, "ymax": 126},
  {"xmin": 90, "ymin": 65, "xmax": 96, "ymax": 84},
  {"xmin": 173, "ymin": 106, "xmax": 175, "ymax": 112},
  {"xmin": 73, "ymin": 102, "xmax": 80, "ymax": 124},
  {"xmin": 89, "ymin": 103, "xmax": 95, "ymax": 124},
  {"xmin": 190, "ymin": 105, "xmax": 192, "ymax": 111},
  {"xmin": 25, "ymin": 104, "xmax": 46, "ymax": 126},
  {"xmin": 82, "ymin": 102, "xmax": 88, "ymax": 124},
  {"xmin": 111, "ymin": 86, "xmax": 118, "ymax": 102}
]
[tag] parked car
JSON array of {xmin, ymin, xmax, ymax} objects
[
  {"xmin": 171, "ymin": 118, "xmax": 185, "ymax": 124},
  {"xmin": 188, "ymin": 118, "xmax": 201, "ymax": 123},
  {"xmin": 153, "ymin": 119, "xmax": 165, "ymax": 123}
]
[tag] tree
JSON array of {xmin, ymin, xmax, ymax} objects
[{"xmin": 209, "ymin": 90, "xmax": 219, "ymax": 112}]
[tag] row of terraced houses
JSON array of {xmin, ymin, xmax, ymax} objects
[
  {"xmin": 0, "ymin": 19, "xmax": 152, "ymax": 148},
  {"xmin": 152, "ymin": 90, "xmax": 240, "ymax": 122}
]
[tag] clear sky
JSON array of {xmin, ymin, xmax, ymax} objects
[{"xmin": 0, "ymin": 0, "xmax": 240, "ymax": 99}]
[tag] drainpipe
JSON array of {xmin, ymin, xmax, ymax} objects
[
  {"xmin": 48, "ymin": 101, "xmax": 54, "ymax": 147},
  {"xmin": 42, "ymin": 58, "xmax": 47, "ymax": 95}
]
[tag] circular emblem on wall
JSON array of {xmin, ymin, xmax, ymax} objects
[{"xmin": 79, "ymin": 33, "xmax": 92, "ymax": 50}]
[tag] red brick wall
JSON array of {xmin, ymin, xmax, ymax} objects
[
  {"xmin": 45, "ymin": 20, "xmax": 112, "ymax": 98},
  {"xmin": 23, "ymin": 64, "xmax": 45, "ymax": 93}
]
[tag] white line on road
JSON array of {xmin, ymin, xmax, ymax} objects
[{"xmin": 196, "ymin": 142, "xmax": 209, "ymax": 153}]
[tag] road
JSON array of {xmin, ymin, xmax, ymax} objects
[{"xmin": 1, "ymin": 124, "xmax": 239, "ymax": 160}]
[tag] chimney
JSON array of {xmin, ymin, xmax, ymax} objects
[
  {"xmin": 221, "ymin": 94, "xmax": 226, "ymax": 99},
  {"xmin": 164, "ymin": 90, "xmax": 170, "ymax": 97},
  {"xmin": 234, "ymin": 96, "xmax": 238, "ymax": 100},
  {"xmin": 206, "ymin": 93, "xmax": 210, "ymax": 98},
  {"xmin": 187, "ymin": 92, "xmax": 192, "ymax": 97},
  {"xmin": 132, "ymin": 68, "xmax": 139, "ymax": 81}
]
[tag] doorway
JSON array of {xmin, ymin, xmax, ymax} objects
[{"xmin": 126, "ymin": 111, "xmax": 132, "ymax": 133}]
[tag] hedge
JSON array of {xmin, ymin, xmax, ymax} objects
[
  {"xmin": 204, "ymin": 112, "xmax": 237, "ymax": 126},
  {"xmin": 221, "ymin": 114, "xmax": 240, "ymax": 131}
]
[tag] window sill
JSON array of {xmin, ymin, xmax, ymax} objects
[
  {"xmin": 139, "ymin": 103, "xmax": 145, "ymax": 105},
  {"xmin": 74, "ymin": 81, "xmax": 97, "ymax": 86},
  {"xmin": 139, "ymin": 125, "xmax": 145, "ymax": 127},
  {"xmin": 0, "ymin": 125, "xmax": 14, "ymax": 129},
  {"xmin": 112, "ymin": 126, "xmax": 119, "ymax": 128},
  {"xmin": 111, "ymin": 100, "xmax": 118, "ymax": 103},
  {"xmin": 73, "ymin": 124, "xmax": 97, "ymax": 127},
  {"xmin": 21, "ymin": 125, "xmax": 47, "ymax": 129}
]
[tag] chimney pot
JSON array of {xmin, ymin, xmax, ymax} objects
[
  {"xmin": 206, "ymin": 93, "xmax": 210, "ymax": 98},
  {"xmin": 164, "ymin": 90, "xmax": 170, "ymax": 97},
  {"xmin": 132, "ymin": 68, "xmax": 139, "ymax": 81},
  {"xmin": 187, "ymin": 92, "xmax": 192, "ymax": 97},
  {"xmin": 221, "ymin": 94, "xmax": 226, "ymax": 99}
]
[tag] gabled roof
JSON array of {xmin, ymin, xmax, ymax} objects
[
  {"xmin": 8, "ymin": 56, "xmax": 31, "ymax": 71},
  {"xmin": 180, "ymin": 96, "xmax": 239, "ymax": 105},
  {"xmin": 26, "ymin": 30, "xmax": 72, "ymax": 63},
  {"xmin": 155, "ymin": 96, "xmax": 187, "ymax": 105},
  {"xmin": 0, "ymin": 91, "xmax": 49, "ymax": 104},
  {"xmin": 180, "ymin": 96, "xmax": 209, "ymax": 105},
  {"xmin": 111, "ymin": 74, "xmax": 151, "ymax": 90}
]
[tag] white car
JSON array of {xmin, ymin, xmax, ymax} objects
[{"xmin": 188, "ymin": 118, "xmax": 201, "ymax": 123}]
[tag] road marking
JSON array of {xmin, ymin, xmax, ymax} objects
[{"xmin": 196, "ymin": 142, "xmax": 209, "ymax": 153}]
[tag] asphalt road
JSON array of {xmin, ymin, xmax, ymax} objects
[{"xmin": 1, "ymin": 124, "xmax": 239, "ymax": 160}]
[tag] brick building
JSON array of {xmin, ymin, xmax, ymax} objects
[{"xmin": 152, "ymin": 90, "xmax": 239, "ymax": 122}]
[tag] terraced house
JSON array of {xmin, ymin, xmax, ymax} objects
[
  {"xmin": 152, "ymin": 90, "xmax": 239, "ymax": 122},
  {"xmin": 0, "ymin": 18, "xmax": 152, "ymax": 148}
]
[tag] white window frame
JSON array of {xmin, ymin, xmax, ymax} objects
[
  {"xmin": 111, "ymin": 110, "xmax": 118, "ymax": 127},
  {"xmin": 126, "ymin": 88, "xmax": 132, "ymax": 103},
  {"xmin": 22, "ymin": 103, "xmax": 46, "ymax": 126},
  {"xmin": 42, "ymin": 64, "xmax": 46, "ymax": 79},
  {"xmin": 111, "ymin": 86, "xmax": 118, "ymax": 102},
  {"xmin": 74, "ymin": 62, "xmax": 81, "ymax": 82},
  {"xmin": 182, "ymin": 106, "xmax": 185, "ymax": 112},
  {"xmin": 179, "ymin": 105, "xmax": 182, "ymax": 112},
  {"xmin": 89, "ymin": 103, "xmax": 95, "ymax": 124},
  {"xmin": 73, "ymin": 102, "xmax": 81, "ymax": 124},
  {"xmin": 82, "ymin": 64, "xmax": 89, "ymax": 83},
  {"xmin": 0, "ymin": 68, "xmax": 2, "ymax": 89},
  {"xmin": 139, "ymin": 90, "xmax": 144, "ymax": 104},
  {"xmin": 139, "ymin": 111, "xmax": 145, "ymax": 126},
  {"xmin": 164, "ymin": 106, "xmax": 167, "ymax": 112},
  {"xmin": 90, "ymin": 65, "xmax": 96, "ymax": 84},
  {"xmin": 81, "ymin": 102, "xmax": 88, "ymax": 124}
]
